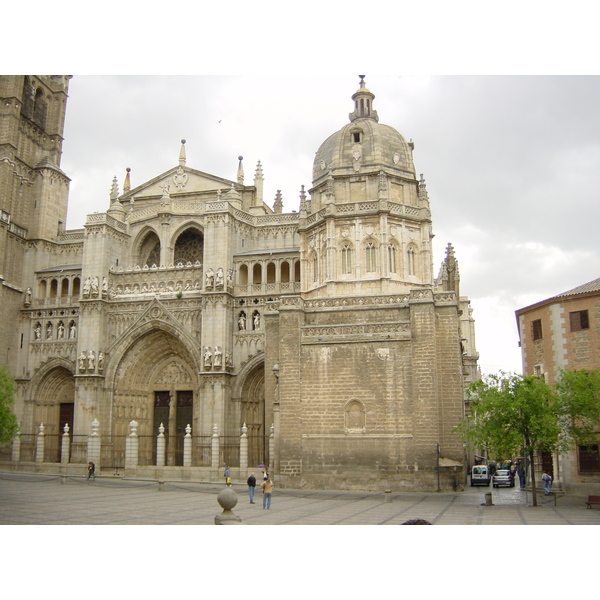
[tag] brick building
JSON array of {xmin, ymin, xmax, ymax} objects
[
  {"xmin": 0, "ymin": 76, "xmax": 479, "ymax": 491},
  {"xmin": 516, "ymin": 277, "xmax": 600, "ymax": 493}
]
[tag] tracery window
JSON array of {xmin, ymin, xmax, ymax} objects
[
  {"xmin": 341, "ymin": 243, "xmax": 353, "ymax": 275},
  {"xmin": 174, "ymin": 228, "xmax": 203, "ymax": 265},
  {"xmin": 407, "ymin": 246, "xmax": 416, "ymax": 276},
  {"xmin": 388, "ymin": 243, "xmax": 397, "ymax": 273},
  {"xmin": 365, "ymin": 242, "xmax": 377, "ymax": 272}
]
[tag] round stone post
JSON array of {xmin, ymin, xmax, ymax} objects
[
  {"xmin": 240, "ymin": 423, "xmax": 248, "ymax": 471},
  {"xmin": 87, "ymin": 418, "xmax": 101, "ymax": 467},
  {"xmin": 183, "ymin": 424, "xmax": 192, "ymax": 467},
  {"xmin": 211, "ymin": 424, "xmax": 220, "ymax": 470},
  {"xmin": 156, "ymin": 423, "xmax": 165, "ymax": 467},
  {"xmin": 35, "ymin": 422, "xmax": 45, "ymax": 463},
  {"xmin": 125, "ymin": 420, "xmax": 139, "ymax": 469},
  {"xmin": 269, "ymin": 424, "xmax": 275, "ymax": 472},
  {"xmin": 11, "ymin": 430, "xmax": 21, "ymax": 463},
  {"xmin": 61, "ymin": 423, "xmax": 70, "ymax": 464},
  {"xmin": 214, "ymin": 486, "xmax": 242, "ymax": 525}
]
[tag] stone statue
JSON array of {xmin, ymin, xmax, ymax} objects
[
  {"xmin": 253, "ymin": 312, "xmax": 260, "ymax": 330},
  {"xmin": 238, "ymin": 313, "xmax": 246, "ymax": 331},
  {"xmin": 90, "ymin": 276, "xmax": 99, "ymax": 297},
  {"xmin": 46, "ymin": 323, "xmax": 53, "ymax": 339},
  {"xmin": 87, "ymin": 350, "xmax": 95, "ymax": 372},
  {"xmin": 78, "ymin": 351, "xmax": 87, "ymax": 372},
  {"xmin": 24, "ymin": 287, "xmax": 32, "ymax": 305},
  {"xmin": 215, "ymin": 267, "xmax": 224, "ymax": 289},
  {"xmin": 203, "ymin": 346, "xmax": 212, "ymax": 368},
  {"xmin": 226, "ymin": 269, "xmax": 233, "ymax": 290},
  {"xmin": 225, "ymin": 351, "xmax": 233, "ymax": 369},
  {"xmin": 57, "ymin": 322, "xmax": 65, "ymax": 339},
  {"xmin": 102, "ymin": 277, "xmax": 108, "ymax": 297},
  {"xmin": 97, "ymin": 352, "xmax": 104, "ymax": 371},
  {"xmin": 205, "ymin": 268, "xmax": 214, "ymax": 289},
  {"xmin": 213, "ymin": 346, "xmax": 222, "ymax": 368},
  {"xmin": 34, "ymin": 323, "xmax": 41, "ymax": 340},
  {"xmin": 69, "ymin": 322, "xmax": 77, "ymax": 339},
  {"xmin": 83, "ymin": 277, "xmax": 91, "ymax": 297}
]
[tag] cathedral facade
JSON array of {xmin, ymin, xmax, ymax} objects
[{"xmin": 0, "ymin": 76, "xmax": 479, "ymax": 491}]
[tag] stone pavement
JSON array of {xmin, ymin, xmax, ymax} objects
[{"xmin": 1, "ymin": 471, "xmax": 599, "ymax": 525}]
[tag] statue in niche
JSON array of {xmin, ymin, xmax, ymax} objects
[
  {"xmin": 24, "ymin": 287, "xmax": 32, "ymax": 306},
  {"xmin": 102, "ymin": 277, "xmax": 108, "ymax": 298},
  {"xmin": 215, "ymin": 267, "xmax": 224, "ymax": 289},
  {"xmin": 90, "ymin": 276, "xmax": 99, "ymax": 297},
  {"xmin": 46, "ymin": 323, "xmax": 53, "ymax": 339},
  {"xmin": 238, "ymin": 312, "xmax": 246, "ymax": 331},
  {"xmin": 57, "ymin": 322, "xmax": 65, "ymax": 339},
  {"xmin": 141, "ymin": 282, "xmax": 149, "ymax": 293},
  {"xmin": 205, "ymin": 268, "xmax": 214, "ymax": 289},
  {"xmin": 213, "ymin": 346, "xmax": 222, "ymax": 369},
  {"xmin": 87, "ymin": 350, "xmax": 95, "ymax": 372},
  {"xmin": 78, "ymin": 351, "xmax": 87, "ymax": 372},
  {"xmin": 253, "ymin": 312, "xmax": 260, "ymax": 330},
  {"xmin": 34, "ymin": 323, "xmax": 42, "ymax": 340},
  {"xmin": 83, "ymin": 277, "xmax": 91, "ymax": 297},
  {"xmin": 97, "ymin": 352, "xmax": 104, "ymax": 371},
  {"xmin": 225, "ymin": 351, "xmax": 233, "ymax": 369},
  {"xmin": 69, "ymin": 322, "xmax": 77, "ymax": 339},
  {"xmin": 226, "ymin": 269, "xmax": 233, "ymax": 290},
  {"xmin": 203, "ymin": 346, "xmax": 212, "ymax": 369}
]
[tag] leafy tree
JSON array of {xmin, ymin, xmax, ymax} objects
[
  {"xmin": 0, "ymin": 366, "xmax": 19, "ymax": 444},
  {"xmin": 456, "ymin": 370, "xmax": 600, "ymax": 506}
]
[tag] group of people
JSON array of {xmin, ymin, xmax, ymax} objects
[{"xmin": 224, "ymin": 467, "xmax": 273, "ymax": 509}]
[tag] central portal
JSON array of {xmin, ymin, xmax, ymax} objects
[{"xmin": 153, "ymin": 390, "xmax": 193, "ymax": 466}]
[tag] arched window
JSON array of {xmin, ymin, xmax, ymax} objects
[
  {"xmin": 281, "ymin": 261, "xmax": 290, "ymax": 283},
  {"xmin": 72, "ymin": 277, "xmax": 81, "ymax": 298},
  {"xmin": 139, "ymin": 231, "xmax": 161, "ymax": 267},
  {"xmin": 365, "ymin": 242, "xmax": 377, "ymax": 272},
  {"xmin": 174, "ymin": 228, "xmax": 203, "ymax": 265},
  {"xmin": 238, "ymin": 264, "xmax": 248, "ymax": 286},
  {"xmin": 266, "ymin": 262, "xmax": 276, "ymax": 284},
  {"xmin": 294, "ymin": 260, "xmax": 301, "ymax": 283},
  {"xmin": 61, "ymin": 279, "xmax": 69, "ymax": 298},
  {"xmin": 38, "ymin": 280, "xmax": 47, "ymax": 299},
  {"xmin": 49, "ymin": 279, "xmax": 58, "ymax": 299},
  {"xmin": 388, "ymin": 244, "xmax": 397, "ymax": 274},
  {"xmin": 341, "ymin": 243, "xmax": 353, "ymax": 275},
  {"xmin": 33, "ymin": 88, "xmax": 48, "ymax": 129},
  {"xmin": 407, "ymin": 246, "xmax": 416, "ymax": 276},
  {"xmin": 252, "ymin": 263, "xmax": 262, "ymax": 285}
]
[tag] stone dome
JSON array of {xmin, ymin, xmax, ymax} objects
[{"xmin": 312, "ymin": 78, "xmax": 416, "ymax": 185}]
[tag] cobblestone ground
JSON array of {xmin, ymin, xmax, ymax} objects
[{"xmin": 1, "ymin": 471, "xmax": 599, "ymax": 525}]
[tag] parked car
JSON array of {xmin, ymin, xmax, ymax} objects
[
  {"xmin": 470, "ymin": 465, "xmax": 491, "ymax": 486},
  {"xmin": 492, "ymin": 469, "xmax": 515, "ymax": 488}
]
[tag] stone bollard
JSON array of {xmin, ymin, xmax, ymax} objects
[
  {"xmin": 158, "ymin": 481, "xmax": 165, "ymax": 492},
  {"xmin": 385, "ymin": 490, "xmax": 392, "ymax": 503},
  {"xmin": 484, "ymin": 492, "xmax": 494, "ymax": 506},
  {"xmin": 214, "ymin": 486, "xmax": 243, "ymax": 525}
]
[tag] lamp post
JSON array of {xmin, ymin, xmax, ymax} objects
[{"xmin": 272, "ymin": 363, "xmax": 281, "ymax": 477}]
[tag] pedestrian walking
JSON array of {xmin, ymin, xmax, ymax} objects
[
  {"xmin": 542, "ymin": 470, "xmax": 553, "ymax": 495},
  {"xmin": 87, "ymin": 461, "xmax": 95, "ymax": 480},
  {"xmin": 517, "ymin": 465, "xmax": 526, "ymax": 488},
  {"xmin": 247, "ymin": 472, "xmax": 257, "ymax": 503},
  {"xmin": 261, "ymin": 475, "xmax": 273, "ymax": 509},
  {"xmin": 224, "ymin": 465, "xmax": 231, "ymax": 486}
]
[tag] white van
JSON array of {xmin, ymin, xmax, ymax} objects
[{"xmin": 470, "ymin": 465, "xmax": 491, "ymax": 486}]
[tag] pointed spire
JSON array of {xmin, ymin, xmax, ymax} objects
[
  {"xmin": 237, "ymin": 155, "xmax": 244, "ymax": 185},
  {"xmin": 254, "ymin": 160, "xmax": 264, "ymax": 206},
  {"xmin": 418, "ymin": 173, "xmax": 430, "ymax": 208},
  {"xmin": 123, "ymin": 167, "xmax": 131, "ymax": 192},
  {"xmin": 273, "ymin": 190, "xmax": 283, "ymax": 214},
  {"xmin": 110, "ymin": 176, "xmax": 119, "ymax": 203},
  {"xmin": 349, "ymin": 75, "xmax": 379, "ymax": 123},
  {"xmin": 179, "ymin": 139, "xmax": 186, "ymax": 166}
]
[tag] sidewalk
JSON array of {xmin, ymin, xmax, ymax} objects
[{"xmin": 1, "ymin": 471, "xmax": 599, "ymax": 525}]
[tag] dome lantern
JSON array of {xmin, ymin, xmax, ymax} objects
[{"xmin": 349, "ymin": 75, "xmax": 378, "ymax": 123}]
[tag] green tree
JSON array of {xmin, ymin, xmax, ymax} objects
[
  {"xmin": 0, "ymin": 366, "xmax": 19, "ymax": 444},
  {"xmin": 456, "ymin": 370, "xmax": 600, "ymax": 506}
]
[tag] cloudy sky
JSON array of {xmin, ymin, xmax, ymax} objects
[{"xmin": 57, "ymin": 75, "xmax": 600, "ymax": 376}]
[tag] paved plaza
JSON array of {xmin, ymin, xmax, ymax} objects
[{"xmin": 1, "ymin": 471, "xmax": 600, "ymax": 525}]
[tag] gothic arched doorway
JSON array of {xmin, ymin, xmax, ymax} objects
[{"xmin": 240, "ymin": 364, "xmax": 266, "ymax": 468}]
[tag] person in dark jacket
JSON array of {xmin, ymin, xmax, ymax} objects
[
  {"xmin": 87, "ymin": 461, "xmax": 95, "ymax": 480},
  {"xmin": 247, "ymin": 472, "xmax": 257, "ymax": 503}
]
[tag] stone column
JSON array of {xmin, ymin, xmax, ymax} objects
[
  {"xmin": 11, "ymin": 431, "xmax": 21, "ymax": 463},
  {"xmin": 269, "ymin": 424, "xmax": 275, "ymax": 472},
  {"xmin": 87, "ymin": 418, "xmax": 101, "ymax": 467},
  {"xmin": 61, "ymin": 423, "xmax": 70, "ymax": 464},
  {"xmin": 35, "ymin": 423, "xmax": 45, "ymax": 463},
  {"xmin": 211, "ymin": 424, "xmax": 219, "ymax": 470},
  {"xmin": 156, "ymin": 423, "xmax": 165, "ymax": 467},
  {"xmin": 125, "ymin": 420, "xmax": 139, "ymax": 469},
  {"xmin": 240, "ymin": 423, "xmax": 248, "ymax": 471},
  {"xmin": 183, "ymin": 424, "xmax": 192, "ymax": 467}
]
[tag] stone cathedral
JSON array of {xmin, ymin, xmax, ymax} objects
[{"xmin": 0, "ymin": 75, "xmax": 479, "ymax": 491}]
